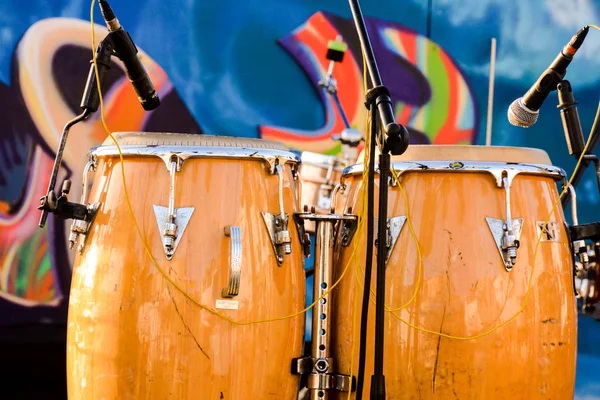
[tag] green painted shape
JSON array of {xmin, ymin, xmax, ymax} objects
[
  {"xmin": 327, "ymin": 40, "xmax": 348, "ymax": 52},
  {"xmin": 422, "ymin": 42, "xmax": 450, "ymax": 141}
]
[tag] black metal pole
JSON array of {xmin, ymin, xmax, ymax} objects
[
  {"xmin": 38, "ymin": 110, "xmax": 91, "ymax": 228},
  {"xmin": 562, "ymin": 101, "xmax": 600, "ymax": 208},
  {"xmin": 356, "ymin": 101, "xmax": 378, "ymax": 400},
  {"xmin": 347, "ymin": 0, "xmax": 409, "ymax": 155},
  {"xmin": 346, "ymin": 1, "xmax": 410, "ymax": 398},
  {"xmin": 371, "ymin": 150, "xmax": 390, "ymax": 400}
]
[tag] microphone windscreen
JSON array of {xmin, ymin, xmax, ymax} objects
[{"xmin": 507, "ymin": 98, "xmax": 539, "ymax": 128}]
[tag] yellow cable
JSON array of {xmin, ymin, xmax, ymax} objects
[
  {"xmin": 89, "ymin": 0, "xmax": 358, "ymax": 326},
  {"xmin": 385, "ymin": 169, "xmax": 422, "ymax": 311}
]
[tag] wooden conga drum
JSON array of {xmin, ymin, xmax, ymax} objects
[
  {"xmin": 331, "ymin": 145, "xmax": 577, "ymax": 399},
  {"xmin": 66, "ymin": 132, "xmax": 306, "ymax": 399}
]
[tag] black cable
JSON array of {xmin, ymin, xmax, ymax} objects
[{"xmin": 356, "ymin": 101, "xmax": 378, "ymax": 399}]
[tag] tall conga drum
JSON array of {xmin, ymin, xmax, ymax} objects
[
  {"xmin": 331, "ymin": 145, "xmax": 577, "ymax": 399},
  {"xmin": 66, "ymin": 133, "xmax": 306, "ymax": 399}
]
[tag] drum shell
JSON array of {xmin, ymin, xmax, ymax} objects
[
  {"xmin": 66, "ymin": 156, "xmax": 306, "ymax": 399},
  {"xmin": 331, "ymin": 168, "xmax": 577, "ymax": 399}
]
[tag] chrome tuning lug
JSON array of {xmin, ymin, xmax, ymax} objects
[
  {"xmin": 567, "ymin": 184, "xmax": 591, "ymax": 268},
  {"xmin": 262, "ymin": 163, "xmax": 293, "ymax": 265},
  {"xmin": 153, "ymin": 155, "xmax": 194, "ymax": 260},
  {"xmin": 262, "ymin": 212, "xmax": 292, "ymax": 265},
  {"xmin": 339, "ymin": 207, "xmax": 358, "ymax": 247},
  {"xmin": 486, "ymin": 175, "xmax": 523, "ymax": 271},
  {"xmin": 67, "ymin": 156, "xmax": 101, "ymax": 254},
  {"xmin": 293, "ymin": 210, "xmax": 312, "ymax": 258},
  {"xmin": 501, "ymin": 223, "xmax": 519, "ymax": 269}
]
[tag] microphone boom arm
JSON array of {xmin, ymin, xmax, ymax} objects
[{"xmin": 38, "ymin": 33, "xmax": 116, "ymax": 227}]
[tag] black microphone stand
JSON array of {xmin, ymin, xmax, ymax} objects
[
  {"xmin": 552, "ymin": 79, "xmax": 600, "ymax": 263},
  {"xmin": 346, "ymin": 1, "xmax": 410, "ymax": 399},
  {"xmin": 38, "ymin": 33, "xmax": 117, "ymax": 227},
  {"xmin": 559, "ymin": 80, "xmax": 600, "ymax": 208}
]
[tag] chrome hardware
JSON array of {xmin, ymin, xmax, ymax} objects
[
  {"xmin": 89, "ymin": 142, "xmax": 300, "ymax": 175},
  {"xmin": 343, "ymin": 161, "xmax": 567, "ymax": 187},
  {"xmin": 485, "ymin": 175, "xmax": 523, "ymax": 271},
  {"xmin": 385, "ymin": 216, "xmax": 406, "ymax": 264},
  {"xmin": 330, "ymin": 183, "xmax": 345, "ymax": 212},
  {"xmin": 153, "ymin": 157, "xmax": 194, "ymax": 260},
  {"xmin": 262, "ymin": 164, "xmax": 292, "ymax": 265},
  {"xmin": 340, "ymin": 208, "xmax": 358, "ymax": 247},
  {"xmin": 291, "ymin": 211, "xmax": 357, "ymax": 397},
  {"xmin": 294, "ymin": 206, "xmax": 312, "ymax": 258},
  {"xmin": 313, "ymin": 218, "xmax": 334, "ymax": 375},
  {"xmin": 502, "ymin": 175, "xmax": 519, "ymax": 269},
  {"xmin": 153, "ymin": 206, "xmax": 194, "ymax": 260},
  {"xmin": 374, "ymin": 216, "xmax": 406, "ymax": 263},
  {"xmin": 262, "ymin": 212, "xmax": 291, "ymax": 265},
  {"xmin": 568, "ymin": 185, "xmax": 597, "ymax": 313},
  {"xmin": 575, "ymin": 243, "xmax": 600, "ymax": 316},
  {"xmin": 222, "ymin": 226, "xmax": 242, "ymax": 298},
  {"xmin": 486, "ymin": 217, "xmax": 523, "ymax": 272},
  {"xmin": 68, "ymin": 156, "xmax": 101, "ymax": 254},
  {"xmin": 276, "ymin": 164, "xmax": 292, "ymax": 255},
  {"xmin": 568, "ymin": 185, "xmax": 589, "ymax": 267},
  {"xmin": 332, "ymin": 127, "xmax": 363, "ymax": 147}
]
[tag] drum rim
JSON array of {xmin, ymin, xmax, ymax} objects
[
  {"xmin": 88, "ymin": 144, "xmax": 301, "ymax": 167},
  {"xmin": 342, "ymin": 161, "xmax": 566, "ymax": 181},
  {"xmin": 300, "ymin": 151, "xmax": 349, "ymax": 170}
]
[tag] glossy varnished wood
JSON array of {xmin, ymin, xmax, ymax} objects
[
  {"xmin": 67, "ymin": 156, "xmax": 305, "ymax": 399},
  {"xmin": 332, "ymin": 169, "xmax": 577, "ymax": 399}
]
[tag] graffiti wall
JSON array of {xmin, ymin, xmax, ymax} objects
[{"xmin": 1, "ymin": 0, "xmax": 600, "ymax": 396}]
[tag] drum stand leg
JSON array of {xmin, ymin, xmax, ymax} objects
[{"xmin": 292, "ymin": 213, "xmax": 357, "ymax": 398}]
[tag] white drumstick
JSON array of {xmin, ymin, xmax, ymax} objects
[{"xmin": 486, "ymin": 37, "xmax": 497, "ymax": 146}]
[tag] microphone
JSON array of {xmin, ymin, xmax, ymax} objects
[
  {"xmin": 557, "ymin": 80, "xmax": 585, "ymax": 157},
  {"xmin": 508, "ymin": 25, "xmax": 589, "ymax": 127},
  {"xmin": 98, "ymin": 0, "xmax": 160, "ymax": 111}
]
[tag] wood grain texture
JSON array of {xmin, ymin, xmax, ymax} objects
[
  {"xmin": 67, "ymin": 156, "xmax": 305, "ymax": 399},
  {"xmin": 332, "ymin": 169, "xmax": 577, "ymax": 399}
]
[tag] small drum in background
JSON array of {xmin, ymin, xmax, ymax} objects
[
  {"xmin": 66, "ymin": 133, "xmax": 306, "ymax": 400},
  {"xmin": 298, "ymin": 151, "xmax": 349, "ymax": 233},
  {"xmin": 331, "ymin": 145, "xmax": 577, "ymax": 399}
]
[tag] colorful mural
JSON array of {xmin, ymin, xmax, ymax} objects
[
  {"xmin": 0, "ymin": 18, "xmax": 202, "ymax": 324},
  {"xmin": 259, "ymin": 11, "xmax": 478, "ymax": 153},
  {"xmin": 0, "ymin": 0, "xmax": 599, "ymax": 397},
  {"xmin": 0, "ymin": 10, "xmax": 477, "ymax": 323}
]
